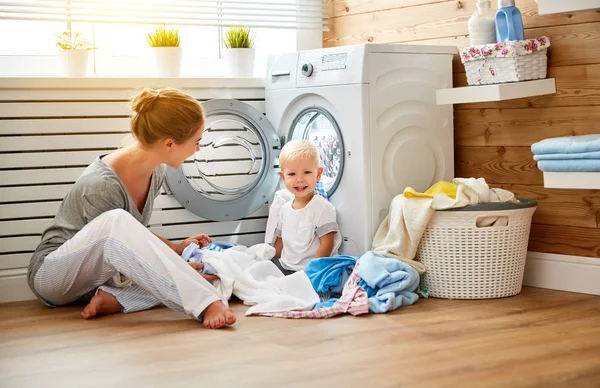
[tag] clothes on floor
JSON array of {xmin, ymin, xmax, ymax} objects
[
  {"xmin": 28, "ymin": 156, "xmax": 165, "ymax": 303},
  {"xmin": 275, "ymin": 194, "xmax": 341, "ymax": 271},
  {"xmin": 357, "ymin": 251, "xmax": 419, "ymax": 313},
  {"xmin": 251, "ymin": 261, "xmax": 369, "ymax": 319},
  {"xmin": 304, "ymin": 256, "xmax": 357, "ymax": 300},
  {"xmin": 32, "ymin": 209, "xmax": 224, "ymax": 319},
  {"xmin": 199, "ymin": 244, "xmax": 320, "ymax": 315}
]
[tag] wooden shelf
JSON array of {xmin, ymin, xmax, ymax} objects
[
  {"xmin": 436, "ymin": 78, "xmax": 556, "ymax": 105},
  {"xmin": 537, "ymin": 0, "xmax": 600, "ymax": 15},
  {"xmin": 543, "ymin": 172, "xmax": 600, "ymax": 189}
]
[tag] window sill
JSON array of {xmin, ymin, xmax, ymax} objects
[{"xmin": 0, "ymin": 76, "xmax": 266, "ymax": 89}]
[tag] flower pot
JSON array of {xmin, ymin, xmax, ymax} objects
[
  {"xmin": 152, "ymin": 47, "xmax": 182, "ymax": 77},
  {"xmin": 223, "ymin": 48, "xmax": 255, "ymax": 77},
  {"xmin": 58, "ymin": 49, "xmax": 90, "ymax": 77}
]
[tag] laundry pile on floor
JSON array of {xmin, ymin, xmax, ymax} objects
[
  {"xmin": 186, "ymin": 244, "xmax": 419, "ymax": 318},
  {"xmin": 531, "ymin": 134, "xmax": 600, "ymax": 172}
]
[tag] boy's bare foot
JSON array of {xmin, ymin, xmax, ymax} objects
[
  {"xmin": 203, "ymin": 300, "xmax": 236, "ymax": 329},
  {"xmin": 81, "ymin": 289, "xmax": 122, "ymax": 319}
]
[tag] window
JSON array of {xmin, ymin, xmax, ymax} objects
[{"xmin": 0, "ymin": 1, "xmax": 325, "ymax": 77}]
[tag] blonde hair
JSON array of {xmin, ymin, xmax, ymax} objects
[
  {"xmin": 130, "ymin": 88, "xmax": 205, "ymax": 146},
  {"xmin": 279, "ymin": 140, "xmax": 320, "ymax": 170}
]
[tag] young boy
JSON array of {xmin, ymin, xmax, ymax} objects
[{"xmin": 272, "ymin": 140, "xmax": 342, "ymax": 275}]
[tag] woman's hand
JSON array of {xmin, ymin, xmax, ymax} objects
[
  {"xmin": 188, "ymin": 262, "xmax": 219, "ymax": 282},
  {"xmin": 173, "ymin": 233, "xmax": 212, "ymax": 255}
]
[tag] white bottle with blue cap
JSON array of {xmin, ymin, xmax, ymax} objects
[{"xmin": 495, "ymin": 0, "xmax": 525, "ymax": 42}]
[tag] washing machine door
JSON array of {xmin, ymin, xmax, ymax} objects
[
  {"xmin": 287, "ymin": 107, "xmax": 344, "ymax": 197},
  {"xmin": 165, "ymin": 99, "xmax": 281, "ymax": 222}
]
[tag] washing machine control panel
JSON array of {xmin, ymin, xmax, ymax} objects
[{"xmin": 296, "ymin": 45, "xmax": 365, "ymax": 86}]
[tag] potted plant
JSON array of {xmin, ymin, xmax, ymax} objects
[
  {"xmin": 223, "ymin": 26, "xmax": 255, "ymax": 77},
  {"xmin": 147, "ymin": 25, "xmax": 182, "ymax": 77},
  {"xmin": 55, "ymin": 31, "xmax": 95, "ymax": 76}
]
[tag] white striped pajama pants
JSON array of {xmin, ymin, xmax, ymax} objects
[{"xmin": 33, "ymin": 209, "xmax": 223, "ymax": 319}]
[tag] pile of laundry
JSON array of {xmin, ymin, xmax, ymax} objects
[
  {"xmin": 370, "ymin": 177, "xmax": 519, "ymax": 274},
  {"xmin": 531, "ymin": 134, "xmax": 600, "ymax": 172},
  {"xmin": 183, "ymin": 242, "xmax": 420, "ymax": 319}
]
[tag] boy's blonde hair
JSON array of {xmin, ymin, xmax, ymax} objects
[
  {"xmin": 130, "ymin": 88, "xmax": 205, "ymax": 146},
  {"xmin": 279, "ymin": 140, "xmax": 320, "ymax": 170}
]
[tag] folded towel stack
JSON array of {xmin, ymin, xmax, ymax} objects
[{"xmin": 531, "ymin": 134, "xmax": 600, "ymax": 172}]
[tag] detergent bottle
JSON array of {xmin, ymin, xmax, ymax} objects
[
  {"xmin": 495, "ymin": 0, "xmax": 524, "ymax": 42},
  {"xmin": 468, "ymin": 0, "xmax": 497, "ymax": 45}
]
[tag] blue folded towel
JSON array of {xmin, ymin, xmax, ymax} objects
[
  {"xmin": 531, "ymin": 135, "xmax": 600, "ymax": 155},
  {"xmin": 537, "ymin": 159, "xmax": 600, "ymax": 172},
  {"xmin": 534, "ymin": 151, "xmax": 600, "ymax": 161}
]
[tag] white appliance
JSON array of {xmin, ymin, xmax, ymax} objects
[{"xmin": 166, "ymin": 44, "xmax": 456, "ymax": 256}]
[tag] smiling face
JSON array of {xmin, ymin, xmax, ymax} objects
[{"xmin": 279, "ymin": 156, "xmax": 323, "ymax": 199}]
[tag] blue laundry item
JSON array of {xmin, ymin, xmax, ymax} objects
[
  {"xmin": 534, "ymin": 151, "xmax": 600, "ymax": 161},
  {"xmin": 531, "ymin": 135, "xmax": 600, "ymax": 155},
  {"xmin": 357, "ymin": 251, "xmax": 420, "ymax": 313},
  {"xmin": 536, "ymin": 159, "xmax": 600, "ymax": 172},
  {"xmin": 313, "ymin": 299, "xmax": 337, "ymax": 310},
  {"xmin": 211, "ymin": 241, "xmax": 237, "ymax": 250},
  {"xmin": 181, "ymin": 242, "xmax": 220, "ymax": 275},
  {"xmin": 314, "ymin": 180, "xmax": 329, "ymax": 200},
  {"xmin": 304, "ymin": 255, "xmax": 358, "ymax": 295}
]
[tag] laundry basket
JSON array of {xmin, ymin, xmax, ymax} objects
[{"xmin": 416, "ymin": 199, "xmax": 537, "ymax": 299}]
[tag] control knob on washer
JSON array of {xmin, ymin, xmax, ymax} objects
[{"xmin": 301, "ymin": 63, "xmax": 314, "ymax": 77}]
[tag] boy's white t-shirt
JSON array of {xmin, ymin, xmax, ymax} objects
[{"xmin": 275, "ymin": 194, "xmax": 341, "ymax": 271}]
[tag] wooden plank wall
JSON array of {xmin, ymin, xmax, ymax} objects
[
  {"xmin": 0, "ymin": 84, "xmax": 269, "ymax": 302},
  {"xmin": 325, "ymin": 0, "xmax": 600, "ymax": 258}
]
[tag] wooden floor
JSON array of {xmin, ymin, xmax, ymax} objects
[{"xmin": 1, "ymin": 287, "xmax": 599, "ymax": 388}]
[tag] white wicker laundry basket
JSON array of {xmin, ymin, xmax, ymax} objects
[
  {"xmin": 416, "ymin": 199, "xmax": 537, "ymax": 299},
  {"xmin": 460, "ymin": 37, "xmax": 550, "ymax": 85}
]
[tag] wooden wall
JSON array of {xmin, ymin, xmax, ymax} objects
[{"xmin": 325, "ymin": 0, "xmax": 600, "ymax": 258}]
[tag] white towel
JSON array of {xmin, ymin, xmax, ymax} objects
[
  {"xmin": 264, "ymin": 189, "xmax": 294, "ymax": 244},
  {"xmin": 202, "ymin": 243, "xmax": 320, "ymax": 315}
]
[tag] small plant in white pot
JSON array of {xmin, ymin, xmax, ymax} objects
[
  {"xmin": 56, "ymin": 31, "xmax": 94, "ymax": 76},
  {"xmin": 223, "ymin": 26, "xmax": 255, "ymax": 77},
  {"xmin": 147, "ymin": 25, "xmax": 182, "ymax": 77}
]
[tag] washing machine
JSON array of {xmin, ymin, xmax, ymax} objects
[{"xmin": 166, "ymin": 44, "xmax": 456, "ymax": 256}]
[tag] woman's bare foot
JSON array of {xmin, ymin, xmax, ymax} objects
[
  {"xmin": 81, "ymin": 289, "xmax": 122, "ymax": 319},
  {"xmin": 203, "ymin": 300, "xmax": 236, "ymax": 329}
]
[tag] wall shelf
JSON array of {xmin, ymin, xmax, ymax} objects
[
  {"xmin": 537, "ymin": 0, "xmax": 600, "ymax": 15},
  {"xmin": 543, "ymin": 172, "xmax": 600, "ymax": 189},
  {"xmin": 436, "ymin": 78, "xmax": 556, "ymax": 105}
]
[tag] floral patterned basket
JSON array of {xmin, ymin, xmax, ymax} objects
[{"xmin": 460, "ymin": 36, "xmax": 550, "ymax": 86}]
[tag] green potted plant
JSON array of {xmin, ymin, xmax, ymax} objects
[
  {"xmin": 147, "ymin": 25, "xmax": 181, "ymax": 77},
  {"xmin": 55, "ymin": 31, "xmax": 95, "ymax": 76},
  {"xmin": 223, "ymin": 26, "xmax": 255, "ymax": 77}
]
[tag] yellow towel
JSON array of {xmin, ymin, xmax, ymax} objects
[{"xmin": 403, "ymin": 181, "xmax": 457, "ymax": 199}]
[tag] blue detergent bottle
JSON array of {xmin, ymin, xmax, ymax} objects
[{"xmin": 495, "ymin": 0, "xmax": 525, "ymax": 42}]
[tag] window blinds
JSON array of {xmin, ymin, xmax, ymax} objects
[{"xmin": 0, "ymin": 0, "xmax": 328, "ymax": 29}]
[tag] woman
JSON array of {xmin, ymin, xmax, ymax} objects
[{"xmin": 27, "ymin": 88, "xmax": 235, "ymax": 329}]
